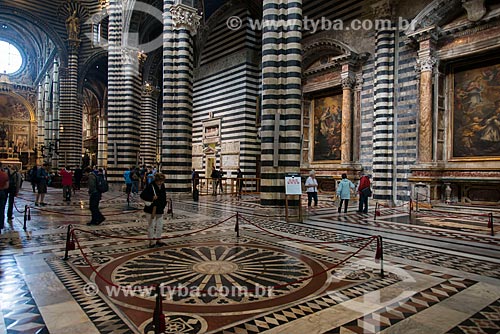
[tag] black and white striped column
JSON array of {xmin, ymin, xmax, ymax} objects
[
  {"xmin": 140, "ymin": 83, "xmax": 159, "ymax": 167},
  {"xmin": 106, "ymin": 0, "xmax": 142, "ymax": 182},
  {"xmin": 260, "ymin": 0, "xmax": 302, "ymax": 206},
  {"xmin": 372, "ymin": 0, "xmax": 395, "ymax": 202},
  {"xmin": 97, "ymin": 114, "xmax": 108, "ymax": 169},
  {"xmin": 59, "ymin": 43, "xmax": 82, "ymax": 168},
  {"xmin": 162, "ymin": 1, "xmax": 200, "ymax": 192}
]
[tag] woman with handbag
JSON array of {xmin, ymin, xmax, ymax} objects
[
  {"xmin": 337, "ymin": 173, "xmax": 355, "ymax": 213},
  {"xmin": 140, "ymin": 173, "xmax": 167, "ymax": 248}
]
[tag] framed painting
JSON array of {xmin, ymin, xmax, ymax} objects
[
  {"xmin": 312, "ymin": 93, "xmax": 343, "ymax": 162},
  {"xmin": 451, "ymin": 59, "xmax": 500, "ymax": 160}
]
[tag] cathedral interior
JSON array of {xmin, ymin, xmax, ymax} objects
[{"xmin": 0, "ymin": 0, "xmax": 499, "ymax": 333}]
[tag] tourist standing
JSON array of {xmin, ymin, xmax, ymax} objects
[
  {"xmin": 0, "ymin": 163, "xmax": 9, "ymax": 232},
  {"xmin": 6, "ymin": 165, "xmax": 21, "ymax": 221},
  {"xmin": 337, "ymin": 173, "xmax": 355, "ymax": 213},
  {"xmin": 218, "ymin": 168, "xmax": 224, "ymax": 194},
  {"xmin": 85, "ymin": 167, "xmax": 105, "ymax": 225},
  {"xmin": 60, "ymin": 166, "xmax": 73, "ymax": 202},
  {"xmin": 141, "ymin": 173, "xmax": 167, "ymax": 248},
  {"xmin": 29, "ymin": 165, "xmax": 38, "ymax": 193},
  {"xmin": 210, "ymin": 166, "xmax": 218, "ymax": 196},
  {"xmin": 124, "ymin": 167, "xmax": 133, "ymax": 201},
  {"xmin": 236, "ymin": 168, "xmax": 243, "ymax": 198},
  {"xmin": 357, "ymin": 174, "xmax": 371, "ymax": 214},
  {"xmin": 35, "ymin": 163, "xmax": 49, "ymax": 206},
  {"xmin": 74, "ymin": 166, "xmax": 83, "ymax": 190},
  {"xmin": 305, "ymin": 170, "xmax": 319, "ymax": 208}
]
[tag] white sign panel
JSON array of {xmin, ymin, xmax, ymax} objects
[{"xmin": 285, "ymin": 176, "xmax": 302, "ymax": 195}]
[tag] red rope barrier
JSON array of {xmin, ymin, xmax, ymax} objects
[
  {"xmin": 71, "ymin": 213, "xmax": 237, "ymax": 241},
  {"xmin": 31, "ymin": 206, "xmax": 142, "ymax": 217}
]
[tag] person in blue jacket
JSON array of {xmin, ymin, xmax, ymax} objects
[{"xmin": 337, "ymin": 173, "xmax": 355, "ymax": 213}]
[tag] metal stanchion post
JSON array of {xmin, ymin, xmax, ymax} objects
[
  {"xmin": 489, "ymin": 212, "xmax": 494, "ymax": 236},
  {"xmin": 377, "ymin": 236, "xmax": 384, "ymax": 278},
  {"xmin": 64, "ymin": 225, "xmax": 73, "ymax": 260},
  {"xmin": 235, "ymin": 212, "xmax": 240, "ymax": 238},
  {"xmin": 23, "ymin": 205, "xmax": 28, "ymax": 231}
]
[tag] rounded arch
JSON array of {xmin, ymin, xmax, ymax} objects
[
  {"xmin": 78, "ymin": 50, "xmax": 108, "ymax": 95},
  {"xmin": 302, "ymin": 38, "xmax": 360, "ymax": 70},
  {"xmin": 0, "ymin": 5, "xmax": 68, "ymax": 65},
  {"xmin": 194, "ymin": 1, "xmax": 251, "ymax": 68},
  {"xmin": 0, "ymin": 91, "xmax": 36, "ymax": 122},
  {"xmin": 404, "ymin": 0, "xmax": 462, "ymax": 35}
]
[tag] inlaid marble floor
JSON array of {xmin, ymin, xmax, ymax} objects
[{"xmin": 0, "ymin": 185, "xmax": 499, "ymax": 334}]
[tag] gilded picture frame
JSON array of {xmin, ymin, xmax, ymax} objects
[{"xmin": 450, "ymin": 59, "xmax": 500, "ymax": 161}]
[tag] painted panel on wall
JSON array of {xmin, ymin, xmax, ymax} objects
[
  {"xmin": 452, "ymin": 61, "xmax": 500, "ymax": 159},
  {"xmin": 312, "ymin": 94, "xmax": 342, "ymax": 162}
]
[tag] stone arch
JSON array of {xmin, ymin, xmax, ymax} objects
[
  {"xmin": 78, "ymin": 50, "xmax": 108, "ymax": 95},
  {"xmin": 0, "ymin": 5, "xmax": 68, "ymax": 66},
  {"xmin": 302, "ymin": 38, "xmax": 361, "ymax": 70},
  {"xmin": 0, "ymin": 91, "xmax": 36, "ymax": 122},
  {"xmin": 404, "ymin": 0, "xmax": 463, "ymax": 35}
]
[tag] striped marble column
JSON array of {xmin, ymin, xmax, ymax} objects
[
  {"xmin": 371, "ymin": 0, "xmax": 395, "ymax": 202},
  {"xmin": 36, "ymin": 83, "xmax": 44, "ymax": 162},
  {"xmin": 97, "ymin": 115, "xmax": 108, "ymax": 169},
  {"xmin": 140, "ymin": 83, "xmax": 159, "ymax": 167},
  {"xmin": 106, "ymin": 0, "xmax": 142, "ymax": 182},
  {"xmin": 59, "ymin": 42, "xmax": 82, "ymax": 168},
  {"xmin": 162, "ymin": 1, "xmax": 200, "ymax": 192},
  {"xmin": 260, "ymin": 0, "xmax": 302, "ymax": 206},
  {"xmin": 51, "ymin": 59, "xmax": 60, "ymax": 169}
]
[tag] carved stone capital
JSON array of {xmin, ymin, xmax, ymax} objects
[
  {"xmin": 341, "ymin": 76, "xmax": 356, "ymax": 89},
  {"xmin": 371, "ymin": 0, "xmax": 395, "ymax": 20},
  {"xmin": 122, "ymin": 47, "xmax": 139, "ymax": 66},
  {"xmin": 416, "ymin": 56, "xmax": 437, "ymax": 73},
  {"xmin": 170, "ymin": 4, "xmax": 202, "ymax": 35},
  {"xmin": 462, "ymin": 0, "xmax": 486, "ymax": 22}
]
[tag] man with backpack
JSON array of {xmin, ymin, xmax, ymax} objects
[
  {"xmin": 85, "ymin": 167, "xmax": 106, "ymax": 226},
  {"xmin": 6, "ymin": 165, "xmax": 21, "ymax": 221},
  {"xmin": 0, "ymin": 163, "xmax": 9, "ymax": 232}
]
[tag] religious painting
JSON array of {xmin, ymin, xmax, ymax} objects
[
  {"xmin": 452, "ymin": 60, "xmax": 500, "ymax": 159},
  {"xmin": 14, "ymin": 134, "xmax": 28, "ymax": 152},
  {"xmin": 312, "ymin": 94, "xmax": 342, "ymax": 162},
  {"xmin": 0, "ymin": 93, "xmax": 31, "ymax": 120}
]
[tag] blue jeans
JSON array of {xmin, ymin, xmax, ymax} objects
[{"xmin": 358, "ymin": 193, "xmax": 369, "ymax": 213}]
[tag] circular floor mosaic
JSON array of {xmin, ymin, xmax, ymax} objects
[{"xmin": 111, "ymin": 244, "xmax": 314, "ymax": 305}]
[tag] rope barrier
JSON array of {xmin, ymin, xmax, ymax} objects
[
  {"xmin": 30, "ymin": 206, "xmax": 142, "ymax": 217},
  {"xmin": 71, "ymin": 213, "xmax": 238, "ymax": 242}
]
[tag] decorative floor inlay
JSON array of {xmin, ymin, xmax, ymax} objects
[{"xmin": 1, "ymin": 187, "xmax": 499, "ymax": 333}]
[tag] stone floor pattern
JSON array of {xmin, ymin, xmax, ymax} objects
[{"xmin": 0, "ymin": 186, "xmax": 499, "ymax": 334}]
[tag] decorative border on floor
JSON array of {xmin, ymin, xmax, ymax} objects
[
  {"xmin": 47, "ymin": 257, "xmax": 131, "ymax": 334},
  {"xmin": 0, "ymin": 255, "xmax": 48, "ymax": 334},
  {"xmin": 446, "ymin": 298, "xmax": 500, "ymax": 334}
]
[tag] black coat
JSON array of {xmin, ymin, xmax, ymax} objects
[{"xmin": 140, "ymin": 183, "xmax": 167, "ymax": 214}]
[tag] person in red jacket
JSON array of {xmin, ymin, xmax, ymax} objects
[
  {"xmin": 60, "ymin": 166, "xmax": 74, "ymax": 202},
  {"xmin": 357, "ymin": 174, "xmax": 371, "ymax": 213}
]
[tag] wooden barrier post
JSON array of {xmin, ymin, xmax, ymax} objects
[{"xmin": 64, "ymin": 225, "xmax": 74, "ymax": 261}]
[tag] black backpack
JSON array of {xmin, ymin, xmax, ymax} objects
[{"xmin": 96, "ymin": 174, "xmax": 109, "ymax": 193}]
